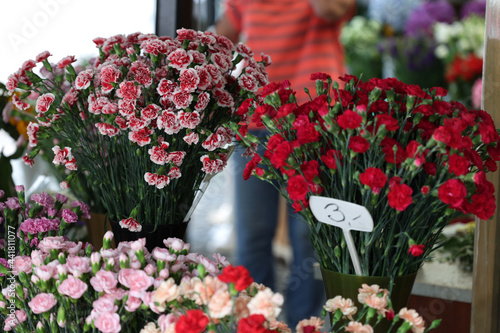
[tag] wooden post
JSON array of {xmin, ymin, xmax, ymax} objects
[{"xmin": 471, "ymin": 1, "xmax": 500, "ymax": 331}]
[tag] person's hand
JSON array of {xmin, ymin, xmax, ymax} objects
[{"xmin": 309, "ymin": 0, "xmax": 356, "ymax": 21}]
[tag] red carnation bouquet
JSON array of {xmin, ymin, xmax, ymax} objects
[
  {"xmin": 7, "ymin": 29, "xmax": 269, "ymax": 232},
  {"xmin": 231, "ymin": 74, "xmax": 500, "ymax": 277}
]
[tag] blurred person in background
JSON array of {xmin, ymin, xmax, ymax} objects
[{"xmin": 216, "ymin": 0, "xmax": 356, "ymax": 328}]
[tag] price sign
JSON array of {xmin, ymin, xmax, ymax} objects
[
  {"xmin": 309, "ymin": 196, "xmax": 374, "ymax": 232},
  {"xmin": 309, "ymin": 196, "xmax": 374, "ymax": 276}
]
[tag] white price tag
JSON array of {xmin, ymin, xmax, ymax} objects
[
  {"xmin": 309, "ymin": 196, "xmax": 374, "ymax": 276},
  {"xmin": 309, "ymin": 196, "xmax": 374, "ymax": 232}
]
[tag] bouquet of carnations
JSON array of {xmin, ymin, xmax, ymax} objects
[
  {"xmin": 0, "ymin": 187, "xmax": 439, "ymax": 333},
  {"xmin": 230, "ymin": 73, "xmax": 500, "ymax": 278},
  {"xmin": 6, "ymin": 29, "xmax": 269, "ymax": 232}
]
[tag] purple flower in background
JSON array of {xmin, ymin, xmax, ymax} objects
[
  {"xmin": 0, "ymin": 190, "xmax": 4, "ymax": 199},
  {"xmin": 405, "ymin": 0, "xmax": 456, "ymax": 36},
  {"xmin": 461, "ymin": 1, "xmax": 486, "ymax": 18}
]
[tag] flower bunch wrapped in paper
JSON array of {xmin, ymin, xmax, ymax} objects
[
  {"xmin": 231, "ymin": 74, "xmax": 500, "ymax": 278},
  {"xmin": 0, "ymin": 187, "xmax": 440, "ymax": 333},
  {"xmin": 6, "ymin": 29, "xmax": 269, "ymax": 232}
]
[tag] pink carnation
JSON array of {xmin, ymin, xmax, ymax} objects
[
  {"xmin": 28, "ymin": 293, "xmax": 57, "ymax": 314},
  {"xmin": 94, "ymin": 312, "xmax": 121, "ymax": 333},
  {"xmin": 58, "ymin": 275, "xmax": 88, "ymax": 299}
]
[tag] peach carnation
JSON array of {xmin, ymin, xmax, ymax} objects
[
  {"xmin": 345, "ymin": 321, "xmax": 374, "ymax": 333},
  {"xmin": 398, "ymin": 307, "xmax": 426, "ymax": 333},
  {"xmin": 247, "ymin": 287, "xmax": 283, "ymax": 320},
  {"xmin": 324, "ymin": 296, "xmax": 357, "ymax": 320},
  {"xmin": 295, "ymin": 316, "xmax": 324, "ymax": 333}
]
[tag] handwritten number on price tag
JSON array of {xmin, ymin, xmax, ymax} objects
[{"xmin": 310, "ymin": 197, "xmax": 373, "ymax": 232}]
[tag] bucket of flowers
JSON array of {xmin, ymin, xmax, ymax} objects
[
  {"xmin": 0, "ymin": 186, "xmax": 440, "ymax": 333},
  {"xmin": 6, "ymin": 29, "xmax": 270, "ymax": 249},
  {"xmin": 230, "ymin": 73, "xmax": 500, "ymax": 326}
]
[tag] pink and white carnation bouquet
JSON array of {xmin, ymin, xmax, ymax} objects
[{"xmin": 7, "ymin": 29, "xmax": 269, "ymax": 232}]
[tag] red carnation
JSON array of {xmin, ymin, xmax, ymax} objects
[
  {"xmin": 387, "ymin": 182, "xmax": 413, "ymax": 211},
  {"xmin": 359, "ymin": 167, "xmax": 387, "ymax": 194},
  {"xmin": 447, "ymin": 153, "xmax": 470, "ymax": 176},
  {"xmin": 300, "ymin": 160, "xmax": 320, "ymax": 182},
  {"xmin": 332, "ymin": 89, "xmax": 354, "ymax": 108},
  {"xmin": 386, "ymin": 309, "xmax": 396, "ymax": 321},
  {"xmin": 414, "ymin": 104, "xmax": 434, "ymax": 116},
  {"xmin": 218, "ymin": 265, "xmax": 254, "ymax": 291},
  {"xmin": 243, "ymin": 154, "xmax": 262, "ymax": 180},
  {"xmin": 292, "ymin": 200, "xmax": 309, "ymax": 213},
  {"xmin": 408, "ymin": 244, "xmax": 425, "ymax": 257},
  {"xmin": 252, "ymin": 104, "xmax": 276, "ymax": 127},
  {"xmin": 433, "ymin": 100, "xmax": 452, "ymax": 116},
  {"xmin": 421, "ymin": 186, "xmax": 430, "ymax": 195},
  {"xmin": 269, "ymin": 141, "xmax": 292, "ymax": 169},
  {"xmin": 237, "ymin": 314, "xmax": 270, "ymax": 333},
  {"xmin": 175, "ymin": 310, "xmax": 208, "ymax": 333},
  {"xmin": 438, "ymin": 179, "xmax": 467, "ymax": 209},
  {"xmin": 375, "ymin": 114, "xmax": 399, "ymax": 132},
  {"xmin": 348, "ymin": 136, "xmax": 370, "ymax": 153},
  {"xmin": 466, "ymin": 192, "xmax": 496, "ymax": 220},
  {"xmin": 236, "ymin": 98, "xmax": 253, "ymax": 116},
  {"xmin": 381, "ymin": 139, "xmax": 406, "ymax": 165},
  {"xmin": 287, "ymin": 175, "xmax": 309, "ymax": 201},
  {"xmin": 337, "ymin": 110, "xmax": 363, "ymax": 129},
  {"xmin": 478, "ymin": 121, "xmax": 500, "ymax": 145},
  {"xmin": 321, "ymin": 149, "xmax": 342, "ymax": 170},
  {"xmin": 296, "ymin": 122, "xmax": 321, "ymax": 145},
  {"xmin": 474, "ymin": 171, "xmax": 495, "ymax": 194},
  {"xmin": 310, "ymin": 72, "xmax": 331, "ymax": 81},
  {"xmin": 424, "ymin": 162, "xmax": 437, "ymax": 176},
  {"xmin": 430, "ymin": 86, "xmax": 448, "ymax": 96}
]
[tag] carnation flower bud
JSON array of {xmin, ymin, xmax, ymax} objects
[
  {"xmin": 105, "ymin": 257, "xmax": 115, "ymax": 270},
  {"xmin": 159, "ymin": 268, "xmax": 169, "ymax": 279},
  {"xmin": 15, "ymin": 284, "xmax": 25, "ymax": 299},
  {"xmin": 36, "ymin": 322, "xmax": 44, "ymax": 333},
  {"xmin": 57, "ymin": 264, "xmax": 68, "ymax": 279},
  {"xmin": 119, "ymin": 253, "xmax": 129, "ymax": 269},
  {"xmin": 144, "ymin": 263, "xmax": 156, "ymax": 276},
  {"xmin": 91, "ymin": 252, "xmax": 101, "ymax": 273},
  {"xmin": 57, "ymin": 306, "xmax": 66, "ymax": 328},
  {"xmin": 58, "ymin": 252, "xmax": 66, "ymax": 264},
  {"xmin": 103, "ymin": 231, "xmax": 114, "ymax": 249}
]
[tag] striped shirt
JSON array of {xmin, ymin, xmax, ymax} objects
[{"xmin": 224, "ymin": 0, "xmax": 352, "ymax": 104}]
